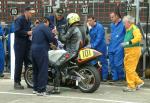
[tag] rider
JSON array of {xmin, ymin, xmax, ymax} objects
[
  {"xmin": 52, "ymin": 13, "xmax": 85, "ymax": 94},
  {"xmin": 58, "ymin": 13, "xmax": 85, "ymax": 58}
]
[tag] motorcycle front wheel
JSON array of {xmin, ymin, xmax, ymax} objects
[
  {"xmin": 78, "ymin": 65, "xmax": 100, "ymax": 93},
  {"xmin": 24, "ymin": 67, "xmax": 54, "ymax": 88}
]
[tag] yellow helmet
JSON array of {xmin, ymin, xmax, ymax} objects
[{"xmin": 67, "ymin": 13, "xmax": 80, "ymax": 25}]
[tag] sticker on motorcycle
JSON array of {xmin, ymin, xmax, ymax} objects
[{"xmin": 79, "ymin": 49, "xmax": 94, "ymax": 60}]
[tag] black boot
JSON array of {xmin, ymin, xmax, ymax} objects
[
  {"xmin": 14, "ymin": 82, "xmax": 24, "ymax": 90},
  {"xmin": 51, "ymin": 67, "xmax": 60, "ymax": 94},
  {"xmin": 51, "ymin": 87, "xmax": 60, "ymax": 94}
]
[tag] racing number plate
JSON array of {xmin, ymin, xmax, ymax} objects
[{"xmin": 79, "ymin": 49, "xmax": 94, "ymax": 60}]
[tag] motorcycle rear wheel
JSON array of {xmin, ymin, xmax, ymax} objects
[{"xmin": 78, "ymin": 65, "xmax": 100, "ymax": 93}]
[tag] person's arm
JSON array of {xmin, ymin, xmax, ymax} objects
[
  {"xmin": 43, "ymin": 26, "xmax": 55, "ymax": 44},
  {"xmin": 91, "ymin": 25, "xmax": 105, "ymax": 48},
  {"xmin": 110, "ymin": 23, "xmax": 114, "ymax": 33},
  {"xmin": 14, "ymin": 17, "xmax": 29, "ymax": 37},
  {"xmin": 114, "ymin": 24, "xmax": 125, "ymax": 36},
  {"xmin": 131, "ymin": 28, "xmax": 142, "ymax": 44},
  {"xmin": 58, "ymin": 27, "xmax": 74, "ymax": 42},
  {"xmin": 121, "ymin": 27, "xmax": 142, "ymax": 47}
]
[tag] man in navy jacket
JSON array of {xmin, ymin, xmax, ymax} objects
[
  {"xmin": 31, "ymin": 17, "xmax": 55, "ymax": 96},
  {"xmin": 14, "ymin": 6, "xmax": 35, "ymax": 89}
]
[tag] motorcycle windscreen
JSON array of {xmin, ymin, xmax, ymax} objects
[
  {"xmin": 48, "ymin": 50, "xmax": 68, "ymax": 66},
  {"xmin": 77, "ymin": 48, "xmax": 102, "ymax": 63}
]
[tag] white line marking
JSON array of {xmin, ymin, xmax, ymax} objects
[
  {"xmin": 102, "ymin": 84, "xmax": 150, "ymax": 91},
  {"xmin": 0, "ymin": 91, "xmax": 138, "ymax": 103}
]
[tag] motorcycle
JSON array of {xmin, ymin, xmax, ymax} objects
[{"xmin": 24, "ymin": 48, "xmax": 102, "ymax": 93}]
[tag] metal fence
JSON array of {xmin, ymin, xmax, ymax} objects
[
  {"xmin": 0, "ymin": 0, "xmax": 44, "ymax": 24},
  {"xmin": 0, "ymin": 0, "xmax": 149, "ymax": 33},
  {"xmin": 0, "ymin": 0, "xmax": 149, "ymax": 77}
]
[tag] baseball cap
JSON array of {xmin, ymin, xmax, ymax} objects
[
  {"xmin": 43, "ymin": 17, "xmax": 51, "ymax": 23},
  {"xmin": 56, "ymin": 8, "xmax": 64, "ymax": 16},
  {"xmin": 25, "ymin": 6, "xmax": 35, "ymax": 14}
]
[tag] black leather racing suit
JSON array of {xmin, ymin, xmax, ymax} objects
[
  {"xmin": 59, "ymin": 25, "xmax": 83, "ymax": 58},
  {"xmin": 53, "ymin": 25, "xmax": 83, "ymax": 90}
]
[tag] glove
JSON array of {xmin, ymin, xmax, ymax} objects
[
  {"xmin": 50, "ymin": 43, "xmax": 57, "ymax": 50},
  {"xmin": 121, "ymin": 42, "xmax": 129, "ymax": 47}
]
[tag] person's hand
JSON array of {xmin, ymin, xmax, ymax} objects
[
  {"xmin": 121, "ymin": 42, "xmax": 129, "ymax": 47},
  {"xmin": 52, "ymin": 29, "xmax": 58, "ymax": 35},
  {"xmin": 87, "ymin": 22, "xmax": 92, "ymax": 30},
  {"xmin": 50, "ymin": 43, "xmax": 57, "ymax": 50},
  {"xmin": 52, "ymin": 27, "xmax": 59, "ymax": 35},
  {"xmin": 27, "ymin": 31, "xmax": 32, "ymax": 36}
]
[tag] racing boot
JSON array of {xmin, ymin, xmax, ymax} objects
[
  {"xmin": 51, "ymin": 69, "xmax": 60, "ymax": 94},
  {"xmin": 51, "ymin": 86, "xmax": 60, "ymax": 94},
  {"xmin": 14, "ymin": 82, "xmax": 24, "ymax": 90}
]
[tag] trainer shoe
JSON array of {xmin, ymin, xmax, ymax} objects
[
  {"xmin": 36, "ymin": 92, "xmax": 46, "ymax": 96},
  {"xmin": 136, "ymin": 82, "xmax": 144, "ymax": 90},
  {"xmin": 33, "ymin": 90, "xmax": 37, "ymax": 94},
  {"xmin": 123, "ymin": 87, "xmax": 136, "ymax": 92},
  {"xmin": 50, "ymin": 87, "xmax": 60, "ymax": 94}
]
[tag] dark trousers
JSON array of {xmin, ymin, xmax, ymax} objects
[
  {"xmin": 24, "ymin": 41, "xmax": 32, "ymax": 68},
  {"xmin": 32, "ymin": 49, "xmax": 48, "ymax": 92},
  {"xmin": 0, "ymin": 41, "xmax": 5, "ymax": 74},
  {"xmin": 14, "ymin": 38, "xmax": 29, "ymax": 83}
]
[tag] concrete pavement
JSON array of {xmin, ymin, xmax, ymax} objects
[{"xmin": 0, "ymin": 73, "xmax": 150, "ymax": 103}]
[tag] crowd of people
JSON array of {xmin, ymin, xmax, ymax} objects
[{"xmin": 0, "ymin": 6, "xmax": 144, "ymax": 96}]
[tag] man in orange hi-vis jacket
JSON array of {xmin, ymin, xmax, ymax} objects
[{"xmin": 121, "ymin": 15, "xmax": 144, "ymax": 92}]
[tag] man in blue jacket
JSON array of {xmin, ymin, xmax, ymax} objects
[
  {"xmin": 32, "ymin": 17, "xmax": 55, "ymax": 96},
  {"xmin": 87, "ymin": 15, "xmax": 108, "ymax": 81},
  {"xmin": 0, "ymin": 24, "xmax": 4, "ymax": 77},
  {"xmin": 14, "ymin": 6, "xmax": 35, "ymax": 89},
  {"xmin": 108, "ymin": 12, "xmax": 126, "ymax": 81}
]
